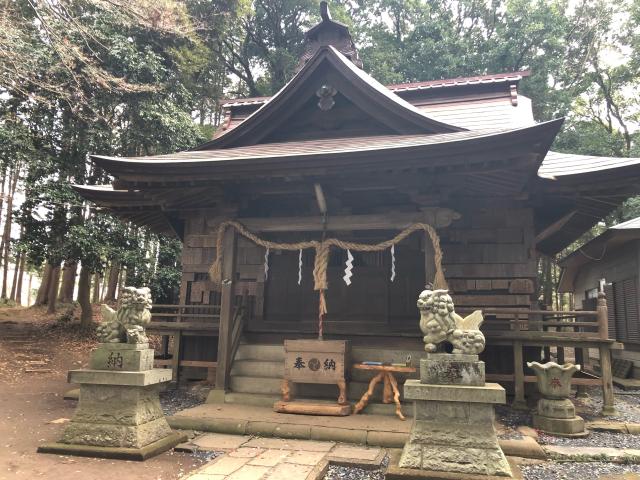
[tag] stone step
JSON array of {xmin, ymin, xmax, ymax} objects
[
  {"xmin": 235, "ymin": 343, "xmax": 284, "ymax": 362},
  {"xmin": 224, "ymin": 392, "xmax": 281, "ymax": 408},
  {"xmin": 230, "ymin": 376, "xmax": 283, "ymax": 396},
  {"xmin": 231, "ymin": 359, "xmax": 283, "ymax": 378},
  {"xmin": 223, "ymin": 392, "xmax": 410, "ymax": 417},
  {"xmin": 234, "ymin": 343, "xmax": 425, "ymax": 365},
  {"xmin": 230, "ymin": 374, "xmax": 404, "ymax": 403}
]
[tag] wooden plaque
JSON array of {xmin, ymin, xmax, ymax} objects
[{"xmin": 284, "ymin": 339, "xmax": 348, "ymax": 384}]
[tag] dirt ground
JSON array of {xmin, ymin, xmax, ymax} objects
[{"xmin": 0, "ymin": 305, "xmax": 203, "ymax": 480}]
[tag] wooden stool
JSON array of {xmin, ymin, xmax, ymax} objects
[{"xmin": 352, "ymin": 364, "xmax": 416, "ymax": 420}]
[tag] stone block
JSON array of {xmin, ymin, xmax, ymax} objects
[
  {"xmin": 71, "ymin": 384, "xmax": 165, "ymax": 426},
  {"xmin": 267, "ymin": 462, "xmax": 314, "ymax": 480},
  {"xmin": 366, "ymin": 431, "xmax": 407, "ymax": 448},
  {"xmin": 229, "ymin": 447, "xmax": 264, "ymax": 458},
  {"xmin": 227, "ymin": 465, "xmax": 271, "ymax": 480},
  {"xmin": 420, "ymin": 356, "xmax": 485, "ymax": 386},
  {"xmin": 202, "ymin": 456, "xmax": 251, "ymax": 475},
  {"xmin": 90, "ymin": 344, "xmax": 154, "ymax": 372},
  {"xmin": 533, "ymin": 414, "xmax": 586, "ymax": 436},
  {"xmin": 404, "ymin": 380, "xmax": 506, "ymax": 405},
  {"xmin": 59, "ymin": 416, "xmax": 172, "ymax": 448},
  {"xmin": 248, "ymin": 449, "xmax": 291, "ymax": 466},
  {"xmin": 37, "ymin": 431, "xmax": 186, "ymax": 461},
  {"xmin": 310, "ymin": 426, "xmax": 367, "ymax": 445},
  {"xmin": 328, "ymin": 446, "xmax": 382, "ymax": 462},
  {"xmin": 285, "ymin": 450, "xmax": 327, "ymax": 465},
  {"xmin": 499, "ymin": 436, "xmax": 546, "ymax": 459},
  {"xmin": 192, "ymin": 433, "xmax": 251, "ymax": 450},
  {"xmin": 68, "ymin": 368, "xmax": 172, "ymax": 387},
  {"xmin": 243, "ymin": 437, "xmax": 335, "ymax": 452}
]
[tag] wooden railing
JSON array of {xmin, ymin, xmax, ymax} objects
[
  {"xmin": 148, "ymin": 304, "xmax": 221, "ymax": 383},
  {"xmin": 458, "ymin": 292, "xmax": 609, "ymax": 340},
  {"xmin": 149, "ymin": 304, "xmax": 221, "ymax": 331}
]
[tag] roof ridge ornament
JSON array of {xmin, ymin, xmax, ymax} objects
[
  {"xmin": 296, "ymin": 1, "xmax": 363, "ymax": 72},
  {"xmin": 320, "ymin": 1, "xmax": 331, "ymax": 21}
]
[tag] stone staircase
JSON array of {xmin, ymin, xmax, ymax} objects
[{"xmin": 219, "ymin": 342, "xmax": 429, "ymax": 416}]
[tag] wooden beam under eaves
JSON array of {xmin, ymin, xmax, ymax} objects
[{"xmin": 535, "ymin": 210, "xmax": 577, "ymax": 246}]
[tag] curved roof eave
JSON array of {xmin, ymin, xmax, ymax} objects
[
  {"xmin": 196, "ymin": 46, "xmax": 464, "ymax": 150},
  {"xmin": 89, "ymin": 118, "xmax": 563, "ymax": 180}
]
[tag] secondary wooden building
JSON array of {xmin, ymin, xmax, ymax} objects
[
  {"xmin": 75, "ymin": 3, "xmax": 640, "ymax": 414},
  {"xmin": 559, "ymin": 217, "xmax": 640, "ymax": 382}
]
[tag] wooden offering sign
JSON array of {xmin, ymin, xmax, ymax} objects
[
  {"xmin": 284, "ymin": 339, "xmax": 347, "ymax": 383},
  {"xmin": 282, "ymin": 339, "xmax": 349, "ymax": 406}
]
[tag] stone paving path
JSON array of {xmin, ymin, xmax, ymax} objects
[{"xmin": 184, "ymin": 433, "xmax": 385, "ymax": 480}]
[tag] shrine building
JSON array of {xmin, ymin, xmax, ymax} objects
[{"xmin": 75, "ymin": 3, "xmax": 640, "ymax": 414}]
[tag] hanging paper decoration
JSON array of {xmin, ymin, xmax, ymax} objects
[
  {"xmin": 264, "ymin": 247, "xmax": 270, "ymax": 280},
  {"xmin": 390, "ymin": 244, "xmax": 396, "ymax": 282},
  {"xmin": 343, "ymin": 249, "xmax": 354, "ymax": 286},
  {"xmin": 298, "ymin": 249, "xmax": 303, "ymax": 285}
]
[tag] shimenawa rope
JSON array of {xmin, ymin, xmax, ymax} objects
[{"xmin": 208, "ymin": 220, "xmax": 448, "ymax": 303}]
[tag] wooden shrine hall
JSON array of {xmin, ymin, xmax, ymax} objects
[{"xmin": 75, "ymin": 2, "xmax": 640, "ymax": 416}]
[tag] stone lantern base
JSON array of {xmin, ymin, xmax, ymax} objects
[{"xmin": 38, "ymin": 343, "xmax": 186, "ymax": 460}]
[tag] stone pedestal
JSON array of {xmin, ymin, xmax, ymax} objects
[
  {"xmin": 38, "ymin": 343, "xmax": 185, "ymax": 460},
  {"xmin": 421, "ymin": 353, "xmax": 485, "ymax": 386},
  {"xmin": 398, "ymin": 355, "xmax": 512, "ymax": 478}
]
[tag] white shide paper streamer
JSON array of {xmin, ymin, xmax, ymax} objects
[
  {"xmin": 264, "ymin": 247, "xmax": 270, "ymax": 280},
  {"xmin": 390, "ymin": 244, "xmax": 396, "ymax": 282},
  {"xmin": 298, "ymin": 249, "xmax": 303, "ymax": 285},
  {"xmin": 343, "ymin": 249, "xmax": 354, "ymax": 286}
]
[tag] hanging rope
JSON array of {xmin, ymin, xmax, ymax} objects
[{"xmin": 209, "ymin": 220, "xmax": 447, "ymax": 293}]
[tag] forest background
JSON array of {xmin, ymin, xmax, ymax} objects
[{"xmin": 1, "ymin": 0, "xmax": 639, "ymax": 322}]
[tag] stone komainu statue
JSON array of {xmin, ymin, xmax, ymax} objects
[
  {"xmin": 418, "ymin": 289, "xmax": 485, "ymax": 355},
  {"xmin": 96, "ymin": 286, "xmax": 152, "ymax": 344}
]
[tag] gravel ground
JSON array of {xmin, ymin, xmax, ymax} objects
[
  {"xmin": 160, "ymin": 384, "xmax": 208, "ymax": 416},
  {"xmin": 495, "ymin": 405, "xmax": 531, "ymax": 440},
  {"xmin": 576, "ymin": 386, "xmax": 640, "ymax": 423},
  {"xmin": 521, "ymin": 462, "xmax": 640, "ymax": 480},
  {"xmin": 324, "ymin": 455, "xmax": 388, "ymax": 480},
  {"xmin": 539, "ymin": 430, "xmax": 640, "ymax": 449}
]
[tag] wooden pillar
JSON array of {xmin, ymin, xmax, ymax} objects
[
  {"xmin": 556, "ymin": 346, "xmax": 565, "ymax": 364},
  {"xmin": 512, "ymin": 340, "xmax": 527, "ymax": 410},
  {"xmin": 213, "ymin": 227, "xmax": 238, "ymax": 395},
  {"xmin": 597, "ymin": 291, "xmax": 609, "ymax": 339},
  {"xmin": 171, "ymin": 330, "xmax": 182, "ymax": 388},
  {"xmin": 574, "ymin": 347, "xmax": 589, "ymax": 398},
  {"xmin": 599, "ymin": 344, "xmax": 616, "ymax": 416}
]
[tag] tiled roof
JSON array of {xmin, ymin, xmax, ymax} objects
[
  {"xmin": 220, "ymin": 70, "xmax": 529, "ymax": 107},
  {"xmin": 386, "ymin": 71, "xmax": 530, "ymax": 92},
  {"xmin": 538, "ymin": 151, "xmax": 640, "ymax": 179}
]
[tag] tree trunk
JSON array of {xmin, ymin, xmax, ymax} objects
[
  {"xmin": 1, "ymin": 166, "xmax": 18, "ymax": 299},
  {"xmin": 35, "ymin": 264, "xmax": 52, "ymax": 306},
  {"xmin": 15, "ymin": 253, "xmax": 25, "ymax": 306},
  {"xmin": 92, "ymin": 272, "xmax": 101, "ymax": 303},
  {"xmin": 10, "ymin": 251, "xmax": 20, "ymax": 301},
  {"xmin": 78, "ymin": 265, "xmax": 93, "ymax": 326},
  {"xmin": 27, "ymin": 273, "xmax": 33, "ymax": 306},
  {"xmin": 104, "ymin": 261, "xmax": 120, "ymax": 302},
  {"xmin": 58, "ymin": 260, "xmax": 77, "ymax": 303},
  {"xmin": 118, "ymin": 267, "xmax": 126, "ymax": 299},
  {"xmin": 46, "ymin": 265, "xmax": 61, "ymax": 314}
]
